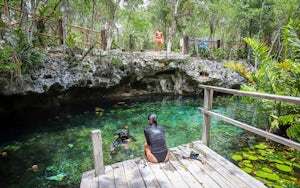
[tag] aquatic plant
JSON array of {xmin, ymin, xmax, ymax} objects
[{"xmin": 231, "ymin": 142, "xmax": 300, "ymax": 187}]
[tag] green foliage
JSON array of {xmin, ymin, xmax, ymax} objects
[
  {"xmin": 235, "ymin": 49, "xmax": 248, "ymax": 59},
  {"xmin": 66, "ymin": 33, "xmax": 77, "ymax": 47},
  {"xmin": 0, "ymin": 29, "xmax": 42, "ymax": 80},
  {"xmin": 0, "ymin": 44, "xmax": 22, "ymax": 75},
  {"xmin": 196, "ymin": 47, "xmax": 209, "ymax": 58},
  {"xmin": 279, "ymin": 114, "xmax": 300, "ymax": 142},
  {"xmin": 119, "ymin": 7, "xmax": 151, "ymax": 50},
  {"xmin": 211, "ymin": 48, "xmax": 228, "ymax": 61},
  {"xmin": 244, "ymin": 37, "xmax": 272, "ymax": 65},
  {"xmin": 0, "ymin": 17, "xmax": 7, "ymax": 28},
  {"xmin": 287, "ymin": 122, "xmax": 300, "ymax": 142},
  {"xmin": 111, "ymin": 57, "xmax": 123, "ymax": 67},
  {"xmin": 225, "ymin": 19, "xmax": 300, "ymax": 140},
  {"xmin": 282, "ymin": 18, "xmax": 300, "ymax": 61}
]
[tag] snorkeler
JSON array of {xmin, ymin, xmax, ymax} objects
[{"xmin": 110, "ymin": 126, "xmax": 136, "ymax": 152}]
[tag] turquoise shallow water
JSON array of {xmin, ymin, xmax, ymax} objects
[{"xmin": 0, "ymin": 95, "xmax": 273, "ymax": 187}]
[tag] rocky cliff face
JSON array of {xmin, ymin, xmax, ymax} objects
[
  {"xmin": 0, "ymin": 48, "xmax": 246, "ymax": 95},
  {"xmin": 0, "ymin": 48, "xmax": 247, "ymax": 108}
]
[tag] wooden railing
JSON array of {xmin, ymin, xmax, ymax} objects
[{"xmin": 198, "ymin": 85, "xmax": 300, "ymax": 151}]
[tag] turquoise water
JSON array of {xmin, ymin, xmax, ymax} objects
[{"xmin": 0, "ymin": 95, "xmax": 264, "ymax": 187}]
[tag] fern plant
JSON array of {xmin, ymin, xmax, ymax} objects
[
  {"xmin": 278, "ymin": 114, "xmax": 300, "ymax": 142},
  {"xmin": 0, "ymin": 29, "xmax": 42, "ymax": 81},
  {"xmin": 224, "ymin": 18, "xmax": 300, "ymax": 142},
  {"xmin": 0, "ymin": 43, "xmax": 23, "ymax": 80}
]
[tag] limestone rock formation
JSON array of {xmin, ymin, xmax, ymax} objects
[{"xmin": 0, "ymin": 48, "xmax": 247, "ymax": 98}]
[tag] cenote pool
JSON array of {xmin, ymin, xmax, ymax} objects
[{"xmin": 0, "ymin": 95, "xmax": 299, "ymax": 188}]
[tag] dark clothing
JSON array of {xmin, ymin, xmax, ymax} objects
[
  {"xmin": 144, "ymin": 125, "xmax": 168, "ymax": 162},
  {"xmin": 111, "ymin": 129, "xmax": 135, "ymax": 149},
  {"xmin": 111, "ymin": 137, "xmax": 126, "ymax": 149}
]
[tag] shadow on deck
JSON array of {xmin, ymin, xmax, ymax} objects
[{"xmin": 80, "ymin": 140, "xmax": 266, "ymax": 188}]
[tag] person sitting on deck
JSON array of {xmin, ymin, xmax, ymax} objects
[{"xmin": 144, "ymin": 113, "xmax": 170, "ymax": 163}]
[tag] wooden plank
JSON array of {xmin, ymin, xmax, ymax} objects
[
  {"xmin": 136, "ymin": 158, "xmax": 161, "ymax": 188},
  {"xmin": 122, "ymin": 158, "xmax": 146, "ymax": 188},
  {"xmin": 168, "ymin": 152, "xmax": 204, "ymax": 188},
  {"xmin": 92, "ymin": 176, "xmax": 100, "ymax": 188},
  {"xmin": 158, "ymin": 159, "xmax": 190, "ymax": 188},
  {"xmin": 178, "ymin": 145, "xmax": 235, "ymax": 188},
  {"xmin": 170, "ymin": 147, "xmax": 220, "ymax": 188},
  {"xmin": 192, "ymin": 141, "xmax": 266, "ymax": 188},
  {"xmin": 146, "ymin": 159, "xmax": 173, "ymax": 187},
  {"xmin": 186, "ymin": 143, "xmax": 249, "ymax": 188},
  {"xmin": 112, "ymin": 162, "xmax": 128, "ymax": 188},
  {"xmin": 80, "ymin": 170, "xmax": 95, "ymax": 188},
  {"xmin": 82, "ymin": 142, "xmax": 267, "ymax": 188},
  {"xmin": 99, "ymin": 165, "xmax": 115, "ymax": 188}
]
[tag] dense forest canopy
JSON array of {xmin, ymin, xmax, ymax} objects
[
  {"xmin": 1, "ymin": 0, "xmax": 299, "ymax": 52},
  {"xmin": 0, "ymin": 0, "xmax": 300, "ymax": 141}
]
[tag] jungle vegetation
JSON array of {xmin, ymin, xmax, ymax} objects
[{"xmin": 0, "ymin": 0, "xmax": 300, "ymax": 141}]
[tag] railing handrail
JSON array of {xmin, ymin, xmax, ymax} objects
[
  {"xmin": 199, "ymin": 85, "xmax": 300, "ymax": 151},
  {"xmin": 199, "ymin": 85, "xmax": 300, "ymax": 105}
]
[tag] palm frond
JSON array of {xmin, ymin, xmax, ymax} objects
[
  {"xmin": 282, "ymin": 19, "xmax": 300, "ymax": 61},
  {"xmin": 244, "ymin": 37, "xmax": 273, "ymax": 65}
]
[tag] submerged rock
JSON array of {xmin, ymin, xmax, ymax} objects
[{"xmin": 46, "ymin": 173, "xmax": 68, "ymax": 181}]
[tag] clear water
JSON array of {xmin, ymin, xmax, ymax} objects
[{"xmin": 0, "ymin": 95, "xmax": 266, "ymax": 188}]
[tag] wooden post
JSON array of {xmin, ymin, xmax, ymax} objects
[
  {"xmin": 101, "ymin": 29, "xmax": 106, "ymax": 51},
  {"xmin": 91, "ymin": 130, "xmax": 105, "ymax": 176},
  {"xmin": 217, "ymin": 39, "xmax": 221, "ymax": 48},
  {"xmin": 184, "ymin": 36, "xmax": 189, "ymax": 54},
  {"xmin": 202, "ymin": 88, "xmax": 213, "ymax": 146},
  {"xmin": 58, "ymin": 18, "xmax": 63, "ymax": 45}
]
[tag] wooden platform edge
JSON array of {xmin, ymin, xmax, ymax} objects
[
  {"xmin": 80, "ymin": 141, "xmax": 268, "ymax": 188},
  {"xmin": 191, "ymin": 140, "xmax": 267, "ymax": 188}
]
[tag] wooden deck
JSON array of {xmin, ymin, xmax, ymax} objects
[{"xmin": 80, "ymin": 140, "xmax": 266, "ymax": 188}]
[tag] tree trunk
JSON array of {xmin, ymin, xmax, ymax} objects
[
  {"xmin": 90, "ymin": 0, "xmax": 96, "ymax": 48},
  {"xmin": 4, "ymin": 0, "xmax": 11, "ymax": 24},
  {"xmin": 209, "ymin": 20, "xmax": 215, "ymax": 49},
  {"xmin": 269, "ymin": 28, "xmax": 281, "ymax": 57},
  {"xmin": 29, "ymin": 0, "xmax": 38, "ymax": 46},
  {"xmin": 257, "ymin": 0, "xmax": 265, "ymax": 40},
  {"xmin": 24, "ymin": 0, "xmax": 30, "ymax": 45},
  {"xmin": 58, "ymin": 18, "xmax": 63, "ymax": 45},
  {"xmin": 19, "ymin": 1, "xmax": 25, "ymax": 28},
  {"xmin": 167, "ymin": 0, "xmax": 179, "ymax": 53},
  {"xmin": 62, "ymin": 1, "xmax": 67, "ymax": 55},
  {"xmin": 101, "ymin": 29, "xmax": 107, "ymax": 51},
  {"xmin": 184, "ymin": 36, "xmax": 189, "ymax": 54},
  {"xmin": 107, "ymin": 36, "xmax": 112, "ymax": 50}
]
